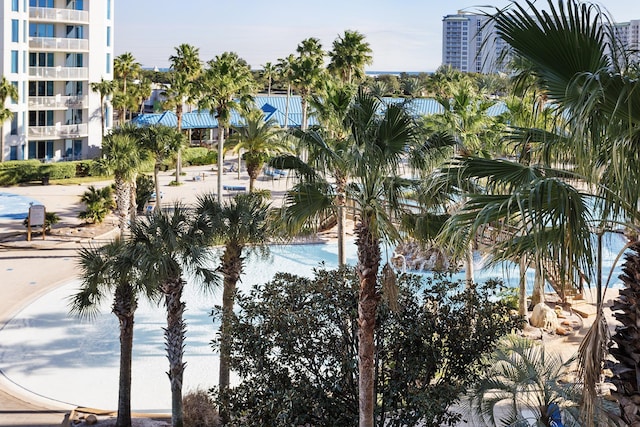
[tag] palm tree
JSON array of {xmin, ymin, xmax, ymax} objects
[
  {"xmin": 90, "ymin": 78, "xmax": 115, "ymax": 138},
  {"xmin": 327, "ymin": 30, "xmax": 373, "ymax": 85},
  {"xmin": 198, "ymin": 52, "xmax": 255, "ymax": 203},
  {"xmin": 291, "ymin": 38, "xmax": 325, "ymax": 132},
  {"xmin": 114, "ymin": 53, "xmax": 142, "ymax": 122},
  {"xmin": 0, "ymin": 76, "xmax": 18, "ymax": 162},
  {"xmin": 276, "ymin": 54, "xmax": 296, "ymax": 129},
  {"xmin": 196, "ymin": 192, "xmax": 271, "ymax": 424},
  {"xmin": 261, "ymin": 61, "xmax": 275, "ymax": 95},
  {"xmin": 168, "ymin": 44, "xmax": 202, "ymax": 184},
  {"xmin": 127, "ymin": 204, "xmax": 217, "ymax": 427},
  {"xmin": 229, "ymin": 108, "xmax": 289, "ymax": 191},
  {"xmin": 137, "ymin": 125, "xmax": 184, "ymax": 211},
  {"xmin": 468, "ymin": 335, "xmax": 587, "ymax": 426},
  {"xmin": 483, "ymin": 0, "xmax": 640, "ymax": 422},
  {"xmin": 96, "ymin": 128, "xmax": 145, "ymax": 235},
  {"xmin": 282, "ymin": 89, "xmax": 436, "ymax": 427},
  {"xmin": 70, "ymin": 239, "xmax": 156, "ymax": 427}
]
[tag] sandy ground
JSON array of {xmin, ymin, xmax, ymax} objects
[{"xmin": 0, "ymin": 161, "xmax": 624, "ymax": 426}]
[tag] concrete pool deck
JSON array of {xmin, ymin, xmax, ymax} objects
[{"xmin": 0, "ymin": 163, "xmax": 293, "ymax": 425}]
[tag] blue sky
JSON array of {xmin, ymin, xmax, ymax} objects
[{"xmin": 115, "ymin": 0, "xmax": 640, "ymax": 72}]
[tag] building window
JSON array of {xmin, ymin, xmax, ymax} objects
[
  {"xmin": 65, "ymin": 53, "xmax": 83, "ymax": 67},
  {"xmin": 29, "ymin": 81, "xmax": 54, "ymax": 97},
  {"xmin": 10, "ymin": 115, "xmax": 18, "ymax": 135},
  {"xmin": 29, "ymin": 110, "xmax": 54, "ymax": 127},
  {"xmin": 65, "ymin": 109, "xmax": 82, "ymax": 125},
  {"xmin": 12, "ymin": 0, "xmax": 19, "ymax": 11},
  {"xmin": 107, "ymin": 27, "xmax": 111, "ymax": 47},
  {"xmin": 10, "ymin": 146, "xmax": 18, "ymax": 161},
  {"xmin": 12, "ymin": 20, "xmax": 19, "ymax": 43},
  {"xmin": 66, "ymin": 25, "xmax": 84, "ymax": 39},
  {"xmin": 23, "ymin": 20, "xmax": 27, "ymax": 43},
  {"xmin": 29, "ymin": 52, "xmax": 54, "ymax": 67},
  {"xmin": 106, "ymin": 53, "xmax": 111, "ymax": 74},
  {"xmin": 11, "ymin": 82, "xmax": 18, "ymax": 104},
  {"xmin": 30, "ymin": 0, "xmax": 54, "ymax": 7},
  {"xmin": 64, "ymin": 139, "xmax": 82, "ymax": 160},
  {"xmin": 65, "ymin": 81, "xmax": 83, "ymax": 96},
  {"xmin": 66, "ymin": 0, "xmax": 83, "ymax": 10},
  {"xmin": 28, "ymin": 140, "xmax": 54, "ymax": 160},
  {"xmin": 29, "ymin": 23, "xmax": 54, "ymax": 38},
  {"xmin": 107, "ymin": 0, "xmax": 111, "ymax": 19},
  {"xmin": 11, "ymin": 51, "xmax": 19, "ymax": 73}
]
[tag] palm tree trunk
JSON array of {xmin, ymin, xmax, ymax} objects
[
  {"xmin": 129, "ymin": 176, "xmax": 137, "ymax": 224},
  {"xmin": 217, "ymin": 127, "xmax": 225, "ymax": 204},
  {"xmin": 154, "ymin": 164, "xmax": 161, "ymax": 212},
  {"xmin": 175, "ymin": 103, "xmax": 184, "ymax": 184},
  {"xmin": 531, "ymin": 256, "xmax": 545, "ymax": 307},
  {"xmin": 163, "ymin": 278, "xmax": 186, "ymax": 427},
  {"xmin": 115, "ymin": 176, "xmax": 131, "ymax": 237},
  {"xmin": 115, "ymin": 314, "xmax": 134, "ymax": 427},
  {"xmin": 218, "ymin": 245, "xmax": 242, "ymax": 425},
  {"xmin": 355, "ymin": 220, "xmax": 381, "ymax": 427},
  {"xmin": 519, "ymin": 255, "xmax": 527, "ymax": 316}
]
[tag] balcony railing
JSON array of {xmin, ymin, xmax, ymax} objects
[
  {"xmin": 28, "ymin": 95, "xmax": 87, "ymax": 110},
  {"xmin": 29, "ymin": 37, "xmax": 89, "ymax": 52},
  {"xmin": 28, "ymin": 123, "xmax": 88, "ymax": 139},
  {"xmin": 29, "ymin": 7, "xmax": 89, "ymax": 24},
  {"xmin": 29, "ymin": 66, "xmax": 88, "ymax": 80}
]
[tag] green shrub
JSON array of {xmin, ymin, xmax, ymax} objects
[
  {"xmin": 0, "ymin": 160, "xmax": 41, "ymax": 185},
  {"xmin": 189, "ymin": 150, "xmax": 217, "ymax": 166},
  {"xmin": 74, "ymin": 160, "xmax": 94, "ymax": 177},
  {"xmin": 41, "ymin": 162, "xmax": 76, "ymax": 180},
  {"xmin": 78, "ymin": 185, "xmax": 114, "ymax": 224},
  {"xmin": 182, "ymin": 147, "xmax": 210, "ymax": 166},
  {"xmin": 214, "ymin": 268, "xmax": 522, "ymax": 426}
]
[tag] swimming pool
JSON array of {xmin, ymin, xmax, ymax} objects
[
  {"xmin": 0, "ymin": 193, "xmax": 43, "ymax": 220},
  {"xmin": 0, "ymin": 234, "xmax": 628, "ymax": 411}
]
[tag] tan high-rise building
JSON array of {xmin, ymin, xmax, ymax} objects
[{"xmin": 0, "ymin": 0, "xmax": 113, "ymax": 161}]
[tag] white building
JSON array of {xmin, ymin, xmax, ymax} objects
[
  {"xmin": 0, "ymin": 0, "xmax": 113, "ymax": 162},
  {"xmin": 441, "ymin": 11, "xmax": 508, "ymax": 74}
]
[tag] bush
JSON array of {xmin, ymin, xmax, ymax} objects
[
  {"xmin": 41, "ymin": 162, "xmax": 76, "ymax": 180},
  {"xmin": 23, "ymin": 211, "xmax": 60, "ymax": 232},
  {"xmin": 74, "ymin": 160, "xmax": 94, "ymax": 177},
  {"xmin": 213, "ymin": 267, "xmax": 522, "ymax": 426},
  {"xmin": 78, "ymin": 185, "xmax": 114, "ymax": 224},
  {"xmin": 190, "ymin": 150, "xmax": 217, "ymax": 166},
  {"xmin": 183, "ymin": 389, "xmax": 220, "ymax": 427},
  {"xmin": 182, "ymin": 147, "xmax": 210, "ymax": 166},
  {"xmin": 0, "ymin": 160, "xmax": 41, "ymax": 185}
]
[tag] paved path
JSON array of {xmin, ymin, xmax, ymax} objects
[{"xmin": 0, "ymin": 163, "xmax": 291, "ymax": 426}]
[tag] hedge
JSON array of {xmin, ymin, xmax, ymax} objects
[{"xmin": 0, "ymin": 160, "xmax": 105, "ymax": 185}]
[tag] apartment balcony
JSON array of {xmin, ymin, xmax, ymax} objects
[
  {"xmin": 28, "ymin": 123, "xmax": 88, "ymax": 140},
  {"xmin": 28, "ymin": 95, "xmax": 87, "ymax": 110},
  {"xmin": 29, "ymin": 37, "xmax": 88, "ymax": 52},
  {"xmin": 29, "ymin": 7, "xmax": 89, "ymax": 24},
  {"xmin": 29, "ymin": 66, "xmax": 88, "ymax": 80}
]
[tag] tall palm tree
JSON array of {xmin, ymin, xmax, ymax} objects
[
  {"xmin": 90, "ymin": 78, "xmax": 115, "ymax": 139},
  {"xmin": 272, "ymin": 79, "xmax": 355, "ymax": 265},
  {"xmin": 198, "ymin": 52, "xmax": 255, "ymax": 203},
  {"xmin": 70, "ymin": 239, "xmax": 156, "ymax": 427},
  {"xmin": 327, "ymin": 30, "xmax": 373, "ymax": 85},
  {"xmin": 128, "ymin": 204, "xmax": 217, "ymax": 427},
  {"xmin": 291, "ymin": 38, "xmax": 325, "ymax": 132},
  {"xmin": 96, "ymin": 128, "xmax": 145, "ymax": 235},
  {"xmin": 196, "ymin": 193, "xmax": 271, "ymax": 424},
  {"xmin": 261, "ymin": 61, "xmax": 275, "ymax": 95},
  {"xmin": 114, "ymin": 53, "xmax": 141, "ymax": 123},
  {"xmin": 168, "ymin": 44, "xmax": 202, "ymax": 184},
  {"xmin": 137, "ymin": 125, "xmax": 184, "ymax": 211},
  {"xmin": 229, "ymin": 108, "xmax": 288, "ymax": 192},
  {"xmin": 0, "ymin": 77, "xmax": 18, "ymax": 162},
  {"xmin": 484, "ymin": 0, "xmax": 640, "ymax": 422},
  {"xmin": 283, "ymin": 89, "xmax": 436, "ymax": 427},
  {"xmin": 276, "ymin": 54, "xmax": 296, "ymax": 129}
]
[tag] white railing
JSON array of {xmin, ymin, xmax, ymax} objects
[
  {"xmin": 28, "ymin": 123, "xmax": 88, "ymax": 139},
  {"xmin": 28, "ymin": 95, "xmax": 87, "ymax": 109},
  {"xmin": 29, "ymin": 7, "xmax": 89, "ymax": 23},
  {"xmin": 29, "ymin": 37, "xmax": 89, "ymax": 51},
  {"xmin": 28, "ymin": 66, "xmax": 88, "ymax": 80}
]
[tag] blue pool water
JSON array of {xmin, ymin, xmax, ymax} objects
[
  {"xmin": 0, "ymin": 193, "xmax": 43, "ymax": 220},
  {"xmin": 0, "ymin": 233, "xmax": 629, "ymax": 411}
]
